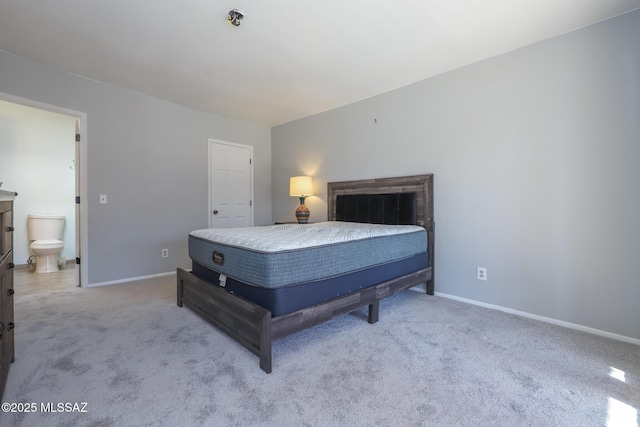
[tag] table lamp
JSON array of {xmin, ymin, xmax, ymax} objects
[{"xmin": 289, "ymin": 176, "xmax": 313, "ymax": 223}]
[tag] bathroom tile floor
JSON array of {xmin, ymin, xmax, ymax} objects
[{"xmin": 14, "ymin": 265, "xmax": 77, "ymax": 296}]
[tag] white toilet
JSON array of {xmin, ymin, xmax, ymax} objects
[{"xmin": 27, "ymin": 214, "xmax": 65, "ymax": 274}]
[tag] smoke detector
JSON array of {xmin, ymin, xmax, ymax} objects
[{"xmin": 227, "ymin": 9, "xmax": 244, "ymax": 27}]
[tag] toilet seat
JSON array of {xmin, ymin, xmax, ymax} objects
[{"xmin": 30, "ymin": 239, "xmax": 64, "ymax": 250}]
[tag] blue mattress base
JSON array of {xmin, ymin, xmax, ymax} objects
[{"xmin": 191, "ymin": 252, "xmax": 428, "ymax": 316}]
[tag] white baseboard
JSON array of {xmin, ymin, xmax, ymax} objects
[
  {"xmin": 85, "ymin": 271, "xmax": 176, "ymax": 288},
  {"xmin": 83, "ymin": 276, "xmax": 640, "ymax": 346},
  {"xmin": 435, "ymin": 292, "xmax": 640, "ymax": 346}
]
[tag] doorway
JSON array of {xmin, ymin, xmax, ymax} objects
[
  {"xmin": 208, "ymin": 139, "xmax": 253, "ymax": 228},
  {"xmin": 0, "ymin": 92, "xmax": 87, "ymax": 288}
]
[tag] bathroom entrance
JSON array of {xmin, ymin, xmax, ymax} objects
[{"xmin": 0, "ymin": 93, "xmax": 86, "ymax": 288}]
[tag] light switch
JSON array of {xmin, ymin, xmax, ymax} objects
[{"xmin": 99, "ymin": 194, "xmax": 107, "ymax": 204}]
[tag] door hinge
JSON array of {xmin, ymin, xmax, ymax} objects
[
  {"xmin": 250, "ymin": 200, "xmax": 252, "ymax": 206},
  {"xmin": 76, "ymin": 133, "xmax": 81, "ymax": 142},
  {"xmin": 76, "ymin": 196, "xmax": 80, "ymax": 204},
  {"xmin": 249, "ymin": 158, "xmax": 252, "ymax": 165},
  {"xmin": 75, "ymin": 257, "xmax": 81, "ymax": 265}
]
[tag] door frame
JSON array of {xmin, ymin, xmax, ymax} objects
[
  {"xmin": 0, "ymin": 91, "xmax": 88, "ymax": 287},
  {"xmin": 208, "ymin": 138, "xmax": 254, "ymax": 228}
]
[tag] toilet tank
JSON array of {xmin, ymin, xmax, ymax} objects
[{"xmin": 27, "ymin": 214, "xmax": 66, "ymax": 241}]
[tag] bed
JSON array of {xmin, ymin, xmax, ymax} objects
[{"xmin": 177, "ymin": 174, "xmax": 434, "ymax": 373}]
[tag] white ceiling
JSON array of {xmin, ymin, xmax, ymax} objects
[{"xmin": 1, "ymin": 1, "xmax": 639, "ymax": 126}]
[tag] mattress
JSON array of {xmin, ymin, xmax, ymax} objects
[
  {"xmin": 188, "ymin": 221, "xmax": 427, "ymax": 289},
  {"xmin": 192, "ymin": 252, "xmax": 427, "ymax": 316}
]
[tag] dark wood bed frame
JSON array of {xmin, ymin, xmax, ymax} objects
[{"xmin": 177, "ymin": 174, "xmax": 434, "ymax": 373}]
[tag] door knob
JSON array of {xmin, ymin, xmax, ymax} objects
[{"xmin": 213, "ymin": 210, "xmax": 219, "ymax": 215}]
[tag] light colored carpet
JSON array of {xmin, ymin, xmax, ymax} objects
[{"xmin": 1, "ymin": 274, "xmax": 638, "ymax": 426}]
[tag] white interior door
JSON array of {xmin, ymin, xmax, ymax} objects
[{"xmin": 209, "ymin": 139, "xmax": 253, "ymax": 228}]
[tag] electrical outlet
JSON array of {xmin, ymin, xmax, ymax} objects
[
  {"xmin": 477, "ymin": 267, "xmax": 487, "ymax": 281},
  {"xmin": 162, "ymin": 248, "xmax": 169, "ymax": 258}
]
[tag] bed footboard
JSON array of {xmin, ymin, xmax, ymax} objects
[
  {"xmin": 177, "ymin": 266, "xmax": 431, "ymax": 373},
  {"xmin": 177, "ymin": 268, "xmax": 274, "ymax": 373}
]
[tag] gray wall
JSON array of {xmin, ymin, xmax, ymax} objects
[
  {"xmin": 272, "ymin": 11, "xmax": 640, "ymax": 340},
  {"xmin": 0, "ymin": 50, "xmax": 272, "ymax": 285}
]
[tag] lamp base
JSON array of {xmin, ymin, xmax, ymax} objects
[{"xmin": 295, "ymin": 198, "xmax": 310, "ymax": 224}]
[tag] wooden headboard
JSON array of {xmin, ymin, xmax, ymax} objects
[{"xmin": 327, "ymin": 174, "xmax": 434, "ymax": 291}]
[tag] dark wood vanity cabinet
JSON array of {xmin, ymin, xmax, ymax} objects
[{"xmin": 0, "ymin": 195, "xmax": 16, "ymax": 400}]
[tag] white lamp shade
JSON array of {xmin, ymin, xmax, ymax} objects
[{"xmin": 289, "ymin": 176, "xmax": 313, "ymax": 197}]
